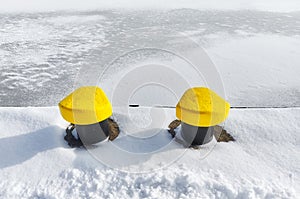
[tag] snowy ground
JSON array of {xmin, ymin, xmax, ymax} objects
[{"xmin": 0, "ymin": 107, "xmax": 299, "ymax": 198}]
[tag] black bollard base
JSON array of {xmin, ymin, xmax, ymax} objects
[
  {"xmin": 75, "ymin": 119, "xmax": 109, "ymax": 145},
  {"xmin": 181, "ymin": 122, "xmax": 214, "ymax": 146}
]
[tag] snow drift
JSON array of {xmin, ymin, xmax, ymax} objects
[{"xmin": 0, "ymin": 107, "xmax": 299, "ymax": 198}]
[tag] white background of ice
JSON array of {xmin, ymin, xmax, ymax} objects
[
  {"xmin": 1, "ymin": 0, "xmax": 300, "ymax": 12},
  {"xmin": 0, "ymin": 10, "xmax": 299, "ymax": 107}
]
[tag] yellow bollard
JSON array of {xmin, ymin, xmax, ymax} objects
[
  {"xmin": 58, "ymin": 86, "xmax": 113, "ymax": 145},
  {"xmin": 176, "ymin": 87, "xmax": 230, "ymax": 145}
]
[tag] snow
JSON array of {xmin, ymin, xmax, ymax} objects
[
  {"xmin": 206, "ymin": 34, "xmax": 300, "ymax": 107},
  {"xmin": 0, "ymin": 107, "xmax": 299, "ymax": 198},
  {"xmin": 1, "ymin": 10, "xmax": 299, "ymax": 107}
]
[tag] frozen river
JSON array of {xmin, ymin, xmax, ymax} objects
[{"xmin": 1, "ymin": 9, "xmax": 300, "ymax": 106}]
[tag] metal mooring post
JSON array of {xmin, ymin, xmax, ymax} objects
[
  {"xmin": 58, "ymin": 86, "xmax": 113, "ymax": 145},
  {"xmin": 176, "ymin": 87, "xmax": 230, "ymax": 146}
]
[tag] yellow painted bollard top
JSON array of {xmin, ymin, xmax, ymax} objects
[
  {"xmin": 176, "ymin": 87, "xmax": 230, "ymax": 127},
  {"xmin": 58, "ymin": 86, "xmax": 112, "ymax": 125}
]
